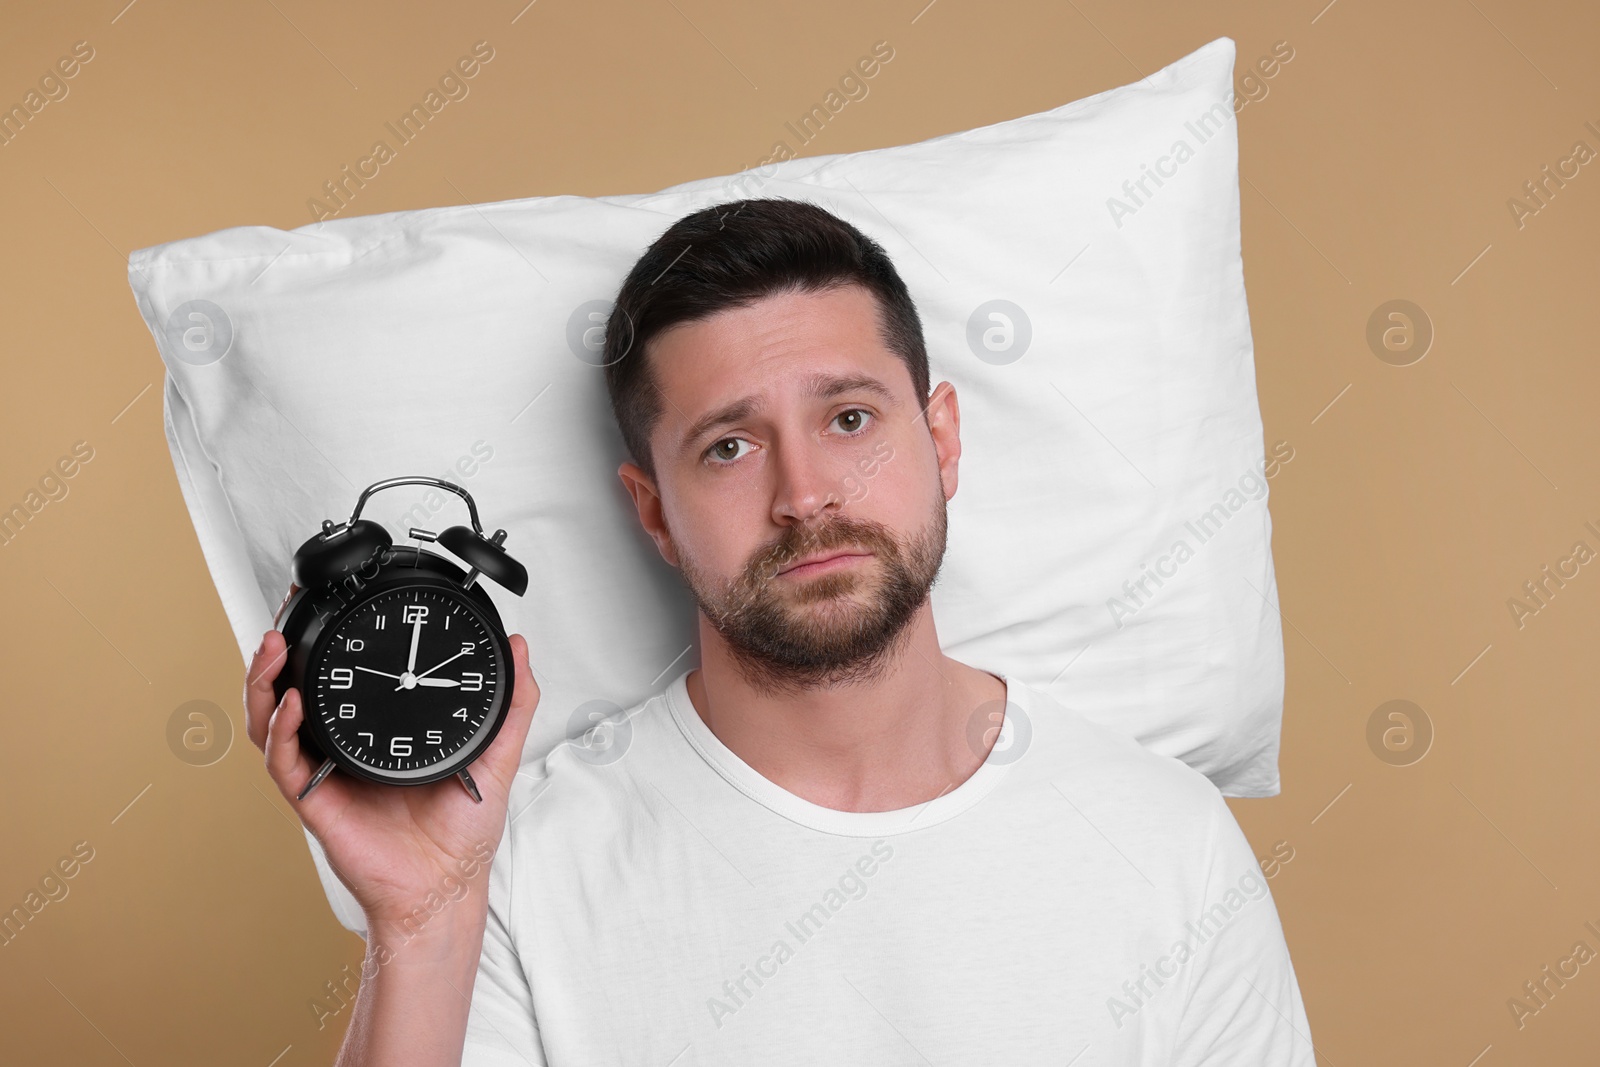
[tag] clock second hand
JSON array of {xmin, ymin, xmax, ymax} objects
[{"xmin": 353, "ymin": 665, "xmax": 453, "ymax": 685}]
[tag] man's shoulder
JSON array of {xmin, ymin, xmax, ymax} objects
[
  {"xmin": 1005, "ymin": 675, "xmax": 1229, "ymax": 829},
  {"xmin": 504, "ymin": 688, "xmax": 679, "ymax": 835}
]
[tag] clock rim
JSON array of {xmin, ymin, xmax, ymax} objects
[{"xmin": 278, "ymin": 548, "xmax": 514, "ymax": 788}]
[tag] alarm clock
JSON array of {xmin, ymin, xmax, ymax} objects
[{"xmin": 273, "ymin": 476, "xmax": 528, "ymax": 803}]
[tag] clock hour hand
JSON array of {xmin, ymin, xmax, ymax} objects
[
  {"xmin": 395, "ymin": 647, "xmax": 475, "ymax": 691},
  {"xmin": 413, "ymin": 677, "xmax": 460, "ymax": 687}
]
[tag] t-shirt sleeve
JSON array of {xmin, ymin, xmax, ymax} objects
[
  {"xmin": 1171, "ymin": 793, "xmax": 1317, "ymax": 1066},
  {"xmin": 460, "ymin": 812, "xmax": 548, "ymax": 1067}
]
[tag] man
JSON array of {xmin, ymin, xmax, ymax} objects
[{"xmin": 247, "ymin": 198, "xmax": 1315, "ymax": 1065}]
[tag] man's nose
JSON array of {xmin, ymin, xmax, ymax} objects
[{"xmin": 770, "ymin": 437, "xmax": 845, "ymax": 527}]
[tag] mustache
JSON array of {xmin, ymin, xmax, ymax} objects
[{"xmin": 751, "ymin": 517, "xmax": 889, "ymax": 580}]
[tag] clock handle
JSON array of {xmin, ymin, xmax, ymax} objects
[
  {"xmin": 344, "ymin": 477, "xmax": 530, "ymax": 596},
  {"xmin": 348, "ymin": 476, "xmax": 487, "ymax": 535}
]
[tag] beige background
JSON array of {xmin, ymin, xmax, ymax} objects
[{"xmin": 3, "ymin": 0, "xmax": 1597, "ymax": 1062}]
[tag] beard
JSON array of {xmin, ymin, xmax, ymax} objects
[{"xmin": 674, "ymin": 492, "xmax": 948, "ymax": 696}]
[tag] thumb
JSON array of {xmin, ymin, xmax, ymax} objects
[{"xmin": 476, "ymin": 633, "xmax": 539, "ymax": 790}]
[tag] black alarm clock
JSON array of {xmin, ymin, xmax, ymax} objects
[{"xmin": 273, "ymin": 476, "xmax": 528, "ymax": 803}]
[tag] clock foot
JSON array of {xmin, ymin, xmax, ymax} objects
[
  {"xmin": 456, "ymin": 767, "xmax": 484, "ymax": 803},
  {"xmin": 297, "ymin": 758, "xmax": 337, "ymax": 801}
]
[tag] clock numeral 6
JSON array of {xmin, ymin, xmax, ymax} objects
[
  {"xmin": 426, "ymin": 730, "xmax": 443, "ymax": 746},
  {"xmin": 403, "ymin": 605, "xmax": 429, "ymax": 624},
  {"xmin": 391, "ymin": 736, "xmax": 413, "ymax": 756},
  {"xmin": 330, "ymin": 668, "xmax": 354, "ymax": 689},
  {"xmin": 338, "ymin": 703, "xmax": 356, "ymax": 719},
  {"xmin": 462, "ymin": 672, "xmax": 484, "ymax": 692}
]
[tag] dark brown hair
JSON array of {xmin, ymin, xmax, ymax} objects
[{"xmin": 601, "ymin": 198, "xmax": 929, "ymax": 482}]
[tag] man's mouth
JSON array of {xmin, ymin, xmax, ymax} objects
[{"xmin": 776, "ymin": 550, "xmax": 873, "ymax": 577}]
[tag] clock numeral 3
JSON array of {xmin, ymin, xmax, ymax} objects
[{"xmin": 462, "ymin": 672, "xmax": 483, "ymax": 692}]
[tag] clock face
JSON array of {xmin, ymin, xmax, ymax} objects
[{"xmin": 307, "ymin": 586, "xmax": 507, "ymax": 778}]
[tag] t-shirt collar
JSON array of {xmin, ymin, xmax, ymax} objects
[{"xmin": 663, "ymin": 667, "xmax": 1026, "ymax": 837}]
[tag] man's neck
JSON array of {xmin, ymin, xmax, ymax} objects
[{"xmin": 682, "ymin": 607, "xmax": 1008, "ymax": 813}]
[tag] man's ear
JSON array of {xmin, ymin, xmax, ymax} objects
[
  {"xmin": 617, "ymin": 461, "xmax": 680, "ymax": 567},
  {"xmin": 922, "ymin": 381, "xmax": 961, "ymax": 502}
]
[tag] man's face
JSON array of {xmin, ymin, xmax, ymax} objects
[{"xmin": 639, "ymin": 283, "xmax": 953, "ymax": 691}]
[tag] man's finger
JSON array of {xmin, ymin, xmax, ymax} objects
[
  {"xmin": 273, "ymin": 582, "xmax": 300, "ymax": 628},
  {"xmin": 262, "ymin": 687, "xmax": 318, "ymax": 805},
  {"xmin": 245, "ymin": 630, "xmax": 290, "ymax": 753}
]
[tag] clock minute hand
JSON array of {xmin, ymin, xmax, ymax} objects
[{"xmin": 406, "ymin": 615, "xmax": 424, "ymax": 673}]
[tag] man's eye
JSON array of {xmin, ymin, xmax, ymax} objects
[
  {"xmin": 706, "ymin": 437, "xmax": 751, "ymax": 464},
  {"xmin": 834, "ymin": 409, "xmax": 873, "ymax": 435}
]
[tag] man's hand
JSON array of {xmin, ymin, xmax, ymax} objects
[{"xmin": 245, "ymin": 586, "xmax": 540, "ymax": 925}]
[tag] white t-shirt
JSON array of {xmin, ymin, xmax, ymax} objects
[{"xmin": 461, "ymin": 670, "xmax": 1315, "ymax": 1066}]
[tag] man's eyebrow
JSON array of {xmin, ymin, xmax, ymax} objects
[{"xmin": 677, "ymin": 372, "xmax": 899, "ymax": 457}]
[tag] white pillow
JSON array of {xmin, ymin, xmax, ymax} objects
[{"xmin": 128, "ymin": 35, "xmax": 1284, "ymax": 936}]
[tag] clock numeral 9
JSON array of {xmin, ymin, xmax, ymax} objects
[
  {"xmin": 426, "ymin": 730, "xmax": 443, "ymax": 746},
  {"xmin": 462, "ymin": 672, "xmax": 483, "ymax": 692},
  {"xmin": 403, "ymin": 605, "xmax": 429, "ymax": 624},
  {"xmin": 338, "ymin": 703, "xmax": 356, "ymax": 719},
  {"xmin": 391, "ymin": 736, "xmax": 412, "ymax": 756},
  {"xmin": 345, "ymin": 638, "xmax": 364, "ymax": 652},
  {"xmin": 330, "ymin": 668, "xmax": 354, "ymax": 689}
]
